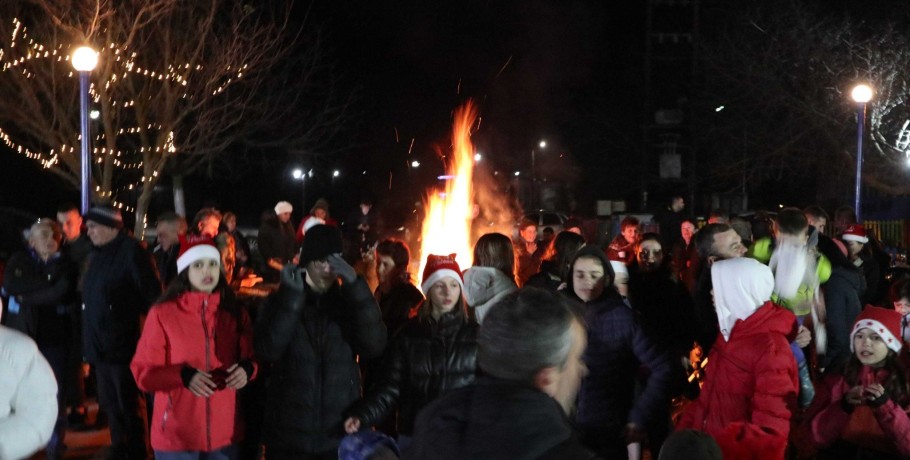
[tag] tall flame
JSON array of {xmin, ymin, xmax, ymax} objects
[{"xmin": 417, "ymin": 102, "xmax": 477, "ymax": 286}]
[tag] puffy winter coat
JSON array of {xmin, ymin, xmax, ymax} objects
[
  {"xmin": 463, "ymin": 266, "xmax": 517, "ymax": 323},
  {"xmin": 82, "ymin": 232, "xmax": 162, "ymax": 364},
  {"xmin": 2, "ymin": 249, "xmax": 78, "ymax": 345},
  {"xmin": 131, "ymin": 291, "xmax": 256, "ymax": 452},
  {"xmin": 404, "ymin": 377, "xmax": 600, "ymax": 460},
  {"xmin": 254, "ymin": 276, "xmax": 386, "ymax": 454},
  {"xmin": 819, "ymin": 266, "xmax": 862, "ymax": 370},
  {"xmin": 0, "ymin": 325, "xmax": 58, "ymax": 460},
  {"xmin": 808, "ymin": 368, "xmax": 910, "ymax": 457},
  {"xmin": 677, "ymin": 301, "xmax": 799, "ymax": 460},
  {"xmin": 347, "ymin": 306, "xmax": 478, "ymax": 436}
]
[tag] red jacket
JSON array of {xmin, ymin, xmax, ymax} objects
[
  {"xmin": 677, "ymin": 302, "xmax": 799, "ymax": 460},
  {"xmin": 131, "ymin": 291, "xmax": 257, "ymax": 452},
  {"xmin": 808, "ymin": 368, "xmax": 910, "ymax": 456}
]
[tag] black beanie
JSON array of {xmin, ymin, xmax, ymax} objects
[{"xmin": 300, "ymin": 224, "xmax": 343, "ymax": 266}]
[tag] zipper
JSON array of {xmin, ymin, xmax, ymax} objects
[{"xmin": 201, "ymin": 296, "xmax": 212, "ymax": 451}]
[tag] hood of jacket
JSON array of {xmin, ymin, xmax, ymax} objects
[
  {"xmin": 564, "ymin": 246, "xmax": 618, "ymax": 303},
  {"xmin": 463, "ymin": 266, "xmax": 517, "ymax": 308},
  {"xmin": 711, "ymin": 257, "xmax": 774, "ymax": 341}
]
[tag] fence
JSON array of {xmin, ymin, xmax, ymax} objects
[{"xmin": 864, "ymin": 220, "xmax": 910, "ymax": 249}]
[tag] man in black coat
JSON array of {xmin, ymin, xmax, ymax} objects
[
  {"xmin": 404, "ymin": 288, "xmax": 600, "ymax": 460},
  {"xmin": 258, "ymin": 201, "xmax": 298, "ymax": 283},
  {"xmin": 255, "ymin": 225, "xmax": 386, "ymax": 459},
  {"xmin": 82, "ymin": 205, "xmax": 161, "ymax": 459}
]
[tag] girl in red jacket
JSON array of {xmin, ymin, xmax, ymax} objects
[
  {"xmin": 808, "ymin": 306, "xmax": 910, "ymax": 459},
  {"xmin": 131, "ymin": 236, "xmax": 256, "ymax": 459}
]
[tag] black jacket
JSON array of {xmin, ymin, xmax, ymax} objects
[
  {"xmin": 255, "ymin": 275, "xmax": 386, "ymax": 454},
  {"xmin": 403, "ymin": 377, "xmax": 601, "ymax": 460},
  {"xmin": 375, "ymin": 281, "xmax": 424, "ymax": 338},
  {"xmin": 820, "ymin": 266, "xmax": 863, "ymax": 370},
  {"xmin": 257, "ymin": 216, "xmax": 297, "ymax": 282},
  {"xmin": 348, "ymin": 306, "xmax": 478, "ymax": 436},
  {"xmin": 81, "ymin": 232, "xmax": 162, "ymax": 364},
  {"xmin": 2, "ymin": 250, "xmax": 78, "ymax": 344},
  {"xmin": 152, "ymin": 243, "xmax": 179, "ymax": 286}
]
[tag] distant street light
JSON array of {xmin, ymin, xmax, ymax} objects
[
  {"xmin": 291, "ymin": 167, "xmax": 306, "ymax": 206},
  {"xmin": 851, "ymin": 83, "xmax": 873, "ymax": 222},
  {"xmin": 292, "ymin": 168, "xmax": 304, "ymax": 179},
  {"xmin": 531, "ymin": 140, "xmax": 547, "ymax": 209},
  {"xmin": 514, "ymin": 171, "xmax": 520, "ymax": 176},
  {"xmin": 411, "ymin": 160, "xmax": 420, "ymax": 168},
  {"xmin": 72, "ymin": 46, "xmax": 98, "ymax": 214},
  {"xmin": 474, "ymin": 153, "xmax": 482, "ymax": 162},
  {"xmin": 333, "ymin": 170, "xmax": 340, "ymax": 177},
  {"xmin": 89, "ymin": 109, "xmax": 100, "ymax": 120}
]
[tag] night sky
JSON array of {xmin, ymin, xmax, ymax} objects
[{"xmin": 0, "ymin": 0, "xmax": 901, "ymax": 226}]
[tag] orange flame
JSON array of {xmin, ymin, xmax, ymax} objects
[{"xmin": 417, "ymin": 102, "xmax": 477, "ymax": 285}]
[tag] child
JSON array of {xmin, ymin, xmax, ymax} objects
[
  {"xmin": 131, "ymin": 236, "xmax": 256, "ymax": 459},
  {"xmin": 890, "ymin": 279, "xmax": 910, "ymax": 346},
  {"xmin": 676, "ymin": 257, "xmax": 799, "ymax": 460},
  {"xmin": 809, "ymin": 306, "xmax": 910, "ymax": 458},
  {"xmin": 344, "ymin": 254, "xmax": 477, "ymax": 452}
]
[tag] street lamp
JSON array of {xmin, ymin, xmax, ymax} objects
[
  {"xmin": 531, "ymin": 140, "xmax": 547, "ymax": 209},
  {"xmin": 291, "ymin": 168, "xmax": 306, "ymax": 208},
  {"xmin": 72, "ymin": 46, "xmax": 98, "ymax": 214},
  {"xmin": 851, "ymin": 84, "xmax": 873, "ymax": 222}
]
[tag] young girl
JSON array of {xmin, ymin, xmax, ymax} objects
[
  {"xmin": 809, "ymin": 306, "xmax": 910, "ymax": 458},
  {"xmin": 344, "ymin": 254, "xmax": 478, "ymax": 451},
  {"xmin": 131, "ymin": 236, "xmax": 256, "ymax": 459}
]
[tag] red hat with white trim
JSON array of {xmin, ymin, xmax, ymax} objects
[
  {"xmin": 421, "ymin": 254, "xmax": 463, "ymax": 295},
  {"xmin": 176, "ymin": 235, "xmax": 221, "ymax": 274},
  {"xmin": 842, "ymin": 224, "xmax": 869, "ymax": 244},
  {"xmin": 850, "ymin": 305, "xmax": 903, "ymax": 353}
]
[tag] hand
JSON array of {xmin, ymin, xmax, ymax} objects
[
  {"xmin": 343, "ymin": 416, "xmax": 361, "ymax": 434},
  {"xmin": 845, "ymin": 385, "xmax": 864, "ymax": 405},
  {"xmin": 863, "ymin": 383, "xmax": 887, "ymax": 404},
  {"xmin": 327, "ymin": 254, "xmax": 357, "ymax": 283},
  {"xmin": 795, "ymin": 325, "xmax": 811, "ymax": 348},
  {"xmin": 623, "ymin": 422, "xmax": 645, "ymax": 444},
  {"xmin": 280, "ymin": 264, "xmax": 305, "ymax": 292},
  {"xmin": 268, "ymin": 257, "xmax": 285, "ymax": 272},
  {"xmin": 188, "ymin": 371, "xmax": 216, "ymax": 397},
  {"xmin": 225, "ymin": 363, "xmax": 248, "ymax": 390}
]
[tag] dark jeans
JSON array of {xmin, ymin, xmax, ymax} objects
[{"xmin": 95, "ymin": 362, "xmax": 148, "ymax": 459}]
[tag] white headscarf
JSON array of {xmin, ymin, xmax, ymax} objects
[{"xmin": 711, "ymin": 257, "xmax": 774, "ymax": 341}]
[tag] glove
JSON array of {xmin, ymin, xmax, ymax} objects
[
  {"xmin": 277, "ymin": 263, "xmax": 305, "ymax": 312},
  {"xmin": 327, "ymin": 254, "xmax": 357, "ymax": 284}
]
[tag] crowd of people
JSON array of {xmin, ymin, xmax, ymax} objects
[{"xmin": 1, "ymin": 195, "xmax": 909, "ymax": 460}]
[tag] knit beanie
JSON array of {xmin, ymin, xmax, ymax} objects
[
  {"xmin": 299, "ymin": 224, "xmax": 343, "ymax": 266},
  {"xmin": 176, "ymin": 235, "xmax": 221, "ymax": 274},
  {"xmin": 421, "ymin": 254, "xmax": 464, "ymax": 295},
  {"xmin": 850, "ymin": 305, "xmax": 903, "ymax": 353},
  {"xmin": 842, "ymin": 224, "xmax": 869, "ymax": 244},
  {"xmin": 84, "ymin": 205, "xmax": 124, "ymax": 229},
  {"xmin": 274, "ymin": 201, "xmax": 293, "ymax": 215},
  {"xmin": 311, "ymin": 198, "xmax": 330, "ymax": 214}
]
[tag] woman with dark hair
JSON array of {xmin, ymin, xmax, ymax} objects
[
  {"xmin": 816, "ymin": 233, "xmax": 864, "ymax": 372},
  {"xmin": 463, "ymin": 233, "xmax": 518, "ymax": 323},
  {"xmin": 344, "ymin": 254, "xmax": 477, "ymax": 451},
  {"xmin": 526, "ymin": 231, "xmax": 585, "ymax": 292},
  {"xmin": 566, "ymin": 246, "xmax": 673, "ymax": 458},
  {"xmin": 131, "ymin": 236, "xmax": 256, "ymax": 459},
  {"xmin": 374, "ymin": 239, "xmax": 424, "ymax": 338}
]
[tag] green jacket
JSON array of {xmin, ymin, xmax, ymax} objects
[{"xmin": 747, "ymin": 237, "xmax": 831, "ymax": 316}]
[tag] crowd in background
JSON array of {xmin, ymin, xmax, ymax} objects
[{"xmin": 1, "ymin": 194, "xmax": 910, "ymax": 460}]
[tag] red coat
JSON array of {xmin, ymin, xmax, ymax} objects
[
  {"xmin": 808, "ymin": 368, "xmax": 910, "ymax": 457},
  {"xmin": 677, "ymin": 302, "xmax": 799, "ymax": 460},
  {"xmin": 131, "ymin": 291, "xmax": 257, "ymax": 452}
]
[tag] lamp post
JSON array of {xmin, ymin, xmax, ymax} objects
[
  {"xmin": 292, "ymin": 168, "xmax": 307, "ymax": 210},
  {"xmin": 72, "ymin": 46, "xmax": 98, "ymax": 214},
  {"xmin": 851, "ymin": 84, "xmax": 873, "ymax": 222},
  {"xmin": 531, "ymin": 140, "xmax": 546, "ymax": 209}
]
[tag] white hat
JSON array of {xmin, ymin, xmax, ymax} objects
[
  {"xmin": 274, "ymin": 201, "xmax": 293, "ymax": 215},
  {"xmin": 176, "ymin": 235, "xmax": 221, "ymax": 274}
]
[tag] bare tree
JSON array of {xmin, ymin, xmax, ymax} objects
[
  {"xmin": 0, "ymin": 0, "xmax": 350, "ymax": 234},
  {"xmin": 698, "ymin": 1, "xmax": 910, "ymax": 205}
]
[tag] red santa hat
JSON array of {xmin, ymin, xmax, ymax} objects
[
  {"xmin": 841, "ymin": 224, "xmax": 869, "ymax": 244},
  {"xmin": 850, "ymin": 305, "xmax": 903, "ymax": 353},
  {"xmin": 421, "ymin": 254, "xmax": 463, "ymax": 295},
  {"xmin": 176, "ymin": 235, "xmax": 221, "ymax": 274}
]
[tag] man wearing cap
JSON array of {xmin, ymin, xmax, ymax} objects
[
  {"xmin": 255, "ymin": 224, "xmax": 386, "ymax": 459},
  {"xmin": 82, "ymin": 204, "xmax": 162, "ymax": 459},
  {"xmin": 258, "ymin": 201, "xmax": 298, "ymax": 283}
]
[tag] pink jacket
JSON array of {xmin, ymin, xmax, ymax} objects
[
  {"xmin": 677, "ymin": 302, "xmax": 799, "ymax": 460},
  {"xmin": 131, "ymin": 291, "xmax": 257, "ymax": 452},
  {"xmin": 809, "ymin": 368, "xmax": 910, "ymax": 456}
]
